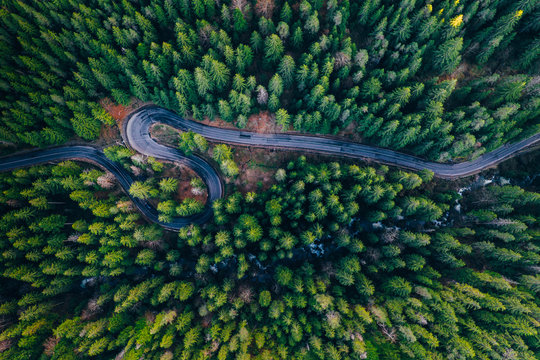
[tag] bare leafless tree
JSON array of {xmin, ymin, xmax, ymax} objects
[
  {"xmin": 43, "ymin": 337, "xmax": 59, "ymax": 356},
  {"xmin": 255, "ymin": 0, "xmax": 275, "ymax": 18},
  {"xmin": 97, "ymin": 172, "xmax": 116, "ymax": 189},
  {"xmin": 238, "ymin": 284, "xmax": 254, "ymax": 303},
  {"xmin": 230, "ymin": 0, "xmax": 248, "ymax": 13},
  {"xmin": 334, "ymin": 51, "xmax": 351, "ymax": 68},
  {"xmin": 257, "ymin": 85, "xmax": 268, "ymax": 105}
]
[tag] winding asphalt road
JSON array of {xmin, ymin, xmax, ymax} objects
[
  {"xmin": 0, "ymin": 145, "xmax": 218, "ymax": 231},
  {"xmin": 1, "ymin": 105, "xmax": 539, "ymax": 230},
  {"xmin": 132, "ymin": 107, "xmax": 540, "ymax": 179}
]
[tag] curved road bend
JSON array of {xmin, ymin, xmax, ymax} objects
[
  {"xmin": 128, "ymin": 106, "xmax": 540, "ymax": 180},
  {"xmin": 0, "ymin": 146, "xmax": 222, "ymax": 232},
  {"xmin": 0, "ymin": 105, "xmax": 538, "ymax": 230}
]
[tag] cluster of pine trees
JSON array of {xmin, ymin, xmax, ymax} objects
[
  {"xmin": 1, "ymin": 156, "xmax": 538, "ymax": 359},
  {"xmin": 1, "ymin": 0, "xmax": 538, "ymax": 159},
  {"xmin": 102, "ymin": 144, "xmax": 208, "ymax": 221}
]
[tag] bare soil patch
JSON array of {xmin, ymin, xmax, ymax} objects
[
  {"xmin": 233, "ymin": 147, "xmax": 301, "ymax": 193},
  {"xmin": 100, "ymin": 97, "xmax": 152, "ymax": 136},
  {"xmin": 150, "ymin": 124, "xmax": 181, "ymax": 147},
  {"xmin": 98, "ymin": 98, "xmax": 149, "ymax": 146},
  {"xmin": 100, "ymin": 98, "xmax": 142, "ymax": 123},
  {"xmin": 245, "ymin": 111, "xmax": 281, "ymax": 133},
  {"xmin": 98, "ymin": 123, "xmax": 121, "ymax": 145}
]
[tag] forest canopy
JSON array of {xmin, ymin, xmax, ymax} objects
[
  {"xmin": 0, "ymin": 0, "xmax": 539, "ymax": 359},
  {"xmin": 0, "ymin": 157, "xmax": 539, "ymax": 359},
  {"xmin": 0, "ymin": 0, "xmax": 539, "ymax": 160}
]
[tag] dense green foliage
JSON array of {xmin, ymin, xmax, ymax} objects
[
  {"xmin": 1, "ymin": 0, "xmax": 539, "ymax": 160},
  {"xmin": 1, "ymin": 157, "xmax": 539, "ymax": 359},
  {"xmin": 1, "ymin": 0, "xmax": 539, "ymax": 358}
]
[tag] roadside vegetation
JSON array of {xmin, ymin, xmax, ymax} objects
[
  {"xmin": 0, "ymin": 0, "xmax": 539, "ymax": 359},
  {"xmin": 0, "ymin": 157, "xmax": 539, "ymax": 359},
  {"xmin": 102, "ymin": 144, "xmax": 208, "ymax": 221},
  {"xmin": 0, "ymin": 0, "xmax": 538, "ymax": 160}
]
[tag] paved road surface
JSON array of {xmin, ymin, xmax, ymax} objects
[
  {"xmin": 1, "ymin": 105, "xmax": 538, "ymax": 230},
  {"xmin": 130, "ymin": 107, "xmax": 540, "ymax": 179},
  {"xmin": 0, "ymin": 145, "xmax": 219, "ymax": 231}
]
